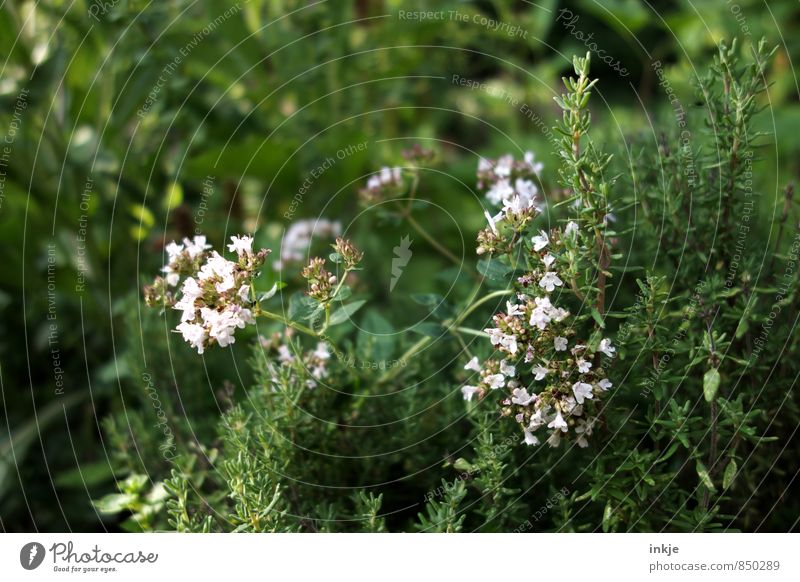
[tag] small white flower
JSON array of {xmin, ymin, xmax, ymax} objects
[
  {"xmin": 464, "ymin": 356, "xmax": 481, "ymax": 372},
  {"xmin": 542, "ymin": 253, "xmax": 556, "ymax": 268},
  {"xmin": 532, "ymin": 230, "xmax": 549, "ymax": 251},
  {"xmin": 183, "ymin": 235, "xmax": 211, "ymax": 259},
  {"xmin": 554, "ymin": 336, "xmax": 568, "ymax": 351},
  {"xmin": 511, "ymin": 387, "xmax": 536, "ymax": 406},
  {"xmin": 524, "ymin": 346, "xmax": 535, "ymax": 363},
  {"xmin": 506, "ymin": 301, "xmax": 523, "ymax": 317},
  {"xmin": 165, "ymin": 241, "xmax": 184, "ymax": 261},
  {"xmin": 461, "ymin": 385, "xmax": 481, "ymax": 401},
  {"xmin": 485, "ymin": 328, "xmax": 504, "ymax": 346},
  {"xmin": 599, "ymin": 338, "xmax": 616, "ymax": 358},
  {"xmin": 313, "ymin": 342, "xmax": 331, "ymax": 360},
  {"xmin": 562, "ymin": 396, "xmax": 579, "ymax": 414},
  {"xmin": 277, "ymin": 345, "xmax": 294, "ymax": 363},
  {"xmin": 577, "ymin": 359, "xmax": 592, "ymax": 374},
  {"xmin": 529, "ymin": 296, "xmax": 554, "ymax": 330},
  {"xmin": 228, "ymin": 234, "xmax": 254, "ymax": 257},
  {"xmin": 524, "ymin": 151, "xmax": 544, "ymax": 175},
  {"xmin": 483, "ymin": 210, "xmax": 499, "ymax": 235},
  {"xmin": 514, "ymin": 178, "xmax": 539, "ymax": 206},
  {"xmin": 238, "ymin": 284, "xmax": 250, "ymax": 302},
  {"xmin": 539, "ymin": 271, "xmax": 563, "ymax": 292},
  {"xmin": 547, "ymin": 431, "xmax": 562, "ymax": 447},
  {"xmin": 486, "ymin": 179, "xmax": 515, "ymax": 206},
  {"xmin": 571, "ymin": 344, "xmax": 587, "ymax": 355},
  {"xmin": 564, "ymin": 221, "xmax": 578, "ymax": 238},
  {"xmin": 494, "ymin": 154, "xmax": 513, "ymax": 177},
  {"xmin": 275, "ymin": 219, "xmax": 341, "ymax": 270},
  {"xmin": 553, "ymin": 307, "xmax": 570, "ymax": 322},
  {"xmin": 523, "ymin": 428, "xmax": 540, "ymax": 446},
  {"xmin": 572, "ymin": 381, "xmax": 594, "ymax": 404},
  {"xmin": 575, "ymin": 418, "xmax": 595, "ymax": 448},
  {"xmin": 529, "ymin": 407, "xmax": 548, "ymax": 429},
  {"xmin": 500, "ymin": 359, "xmax": 516, "ymax": 377},
  {"xmin": 503, "ymin": 193, "xmax": 532, "ymax": 215},
  {"xmin": 500, "ymin": 334, "xmax": 518, "ymax": 355},
  {"xmin": 597, "ymin": 378, "xmax": 613, "ymax": 391},
  {"xmin": 163, "ymin": 269, "xmax": 180, "ymax": 287},
  {"xmin": 547, "ymin": 411, "xmax": 568, "ymax": 432},
  {"xmin": 532, "ymin": 365, "xmax": 548, "ymax": 381},
  {"xmin": 176, "ymin": 322, "xmax": 207, "ymax": 354},
  {"xmin": 486, "ymin": 373, "xmax": 505, "ymax": 389}
]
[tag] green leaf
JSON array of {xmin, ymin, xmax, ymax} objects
[
  {"xmin": 329, "ymin": 299, "xmax": 367, "ymax": 326},
  {"xmin": 723, "ymin": 459, "xmax": 738, "ymax": 490},
  {"xmin": 358, "ymin": 310, "xmax": 395, "ymax": 362},
  {"xmin": 288, "ymin": 292, "xmax": 319, "ymax": 321},
  {"xmin": 257, "ymin": 281, "xmax": 286, "ymax": 302},
  {"xmin": 411, "ymin": 322, "xmax": 446, "ymax": 338},
  {"xmin": 92, "ymin": 493, "xmax": 138, "ymax": 514},
  {"xmin": 452, "ymin": 458, "xmax": 475, "ymax": 473},
  {"xmin": 703, "ymin": 368, "xmax": 720, "ymax": 402},
  {"xmin": 590, "ymin": 307, "xmax": 606, "ymax": 329},
  {"xmin": 55, "ymin": 461, "xmax": 114, "ymax": 489},
  {"xmin": 476, "ymin": 258, "xmax": 511, "ymax": 282},
  {"xmin": 602, "ymin": 502, "xmax": 614, "ymax": 532},
  {"xmin": 696, "ymin": 460, "xmax": 716, "ymax": 492},
  {"xmin": 411, "ymin": 293, "xmax": 453, "ymax": 319}
]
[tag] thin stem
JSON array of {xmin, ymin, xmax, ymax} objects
[
  {"xmin": 256, "ymin": 308, "xmax": 318, "ymax": 338},
  {"xmin": 321, "ymin": 268, "xmax": 352, "ymax": 334},
  {"xmin": 378, "ymin": 287, "xmax": 513, "ymax": 384},
  {"xmin": 406, "ymin": 212, "xmax": 462, "ymax": 267}
]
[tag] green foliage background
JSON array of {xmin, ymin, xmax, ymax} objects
[{"xmin": 1, "ymin": 0, "xmax": 798, "ymax": 532}]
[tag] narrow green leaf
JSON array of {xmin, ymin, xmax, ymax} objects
[
  {"xmin": 703, "ymin": 368, "xmax": 720, "ymax": 402},
  {"xmin": 723, "ymin": 459, "xmax": 738, "ymax": 490},
  {"xmin": 696, "ymin": 460, "xmax": 716, "ymax": 492}
]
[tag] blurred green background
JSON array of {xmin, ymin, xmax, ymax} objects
[{"xmin": 1, "ymin": 0, "xmax": 798, "ymax": 531}]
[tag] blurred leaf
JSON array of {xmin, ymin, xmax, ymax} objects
[
  {"xmin": 329, "ymin": 299, "xmax": 367, "ymax": 327},
  {"xmin": 703, "ymin": 368, "xmax": 720, "ymax": 402}
]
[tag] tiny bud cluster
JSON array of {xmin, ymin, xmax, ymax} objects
[{"xmin": 302, "ymin": 257, "xmax": 337, "ymax": 302}]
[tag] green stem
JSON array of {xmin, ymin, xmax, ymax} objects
[
  {"xmin": 406, "ymin": 212, "xmax": 462, "ymax": 267},
  {"xmin": 321, "ymin": 267, "xmax": 352, "ymax": 334},
  {"xmin": 378, "ymin": 287, "xmax": 513, "ymax": 384},
  {"xmin": 256, "ymin": 308, "xmax": 318, "ymax": 338}
]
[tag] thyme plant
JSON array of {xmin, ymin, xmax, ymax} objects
[{"xmin": 96, "ymin": 42, "xmax": 796, "ymax": 533}]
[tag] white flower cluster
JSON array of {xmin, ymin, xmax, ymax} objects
[
  {"xmin": 161, "ymin": 235, "xmax": 212, "ymax": 287},
  {"xmin": 477, "ymin": 152, "xmax": 543, "ymax": 211},
  {"xmin": 359, "ymin": 166, "xmax": 405, "ymax": 203},
  {"xmin": 261, "ymin": 330, "xmax": 332, "ymax": 389},
  {"xmin": 149, "ymin": 235, "xmax": 269, "ymax": 354},
  {"xmin": 274, "ymin": 218, "xmax": 341, "ymax": 270},
  {"xmin": 463, "ymin": 224, "xmax": 615, "ymax": 448}
]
